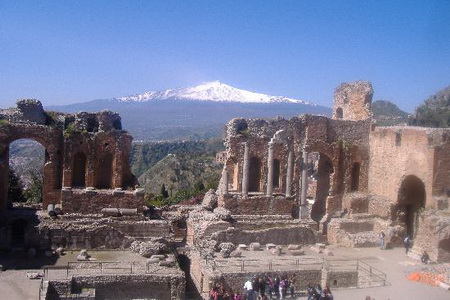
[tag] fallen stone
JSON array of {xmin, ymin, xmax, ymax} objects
[
  {"xmin": 202, "ymin": 189, "xmax": 218, "ymax": 211},
  {"xmin": 230, "ymin": 250, "xmax": 242, "ymax": 257},
  {"xmin": 310, "ymin": 246, "xmax": 323, "ymax": 254},
  {"xmin": 287, "ymin": 244, "xmax": 301, "ymax": 250},
  {"xmin": 271, "ymin": 247, "xmax": 282, "ymax": 256},
  {"xmin": 150, "ymin": 254, "xmax": 166, "ymax": 260},
  {"xmin": 213, "ymin": 207, "xmax": 232, "ymax": 220},
  {"xmin": 159, "ymin": 260, "xmax": 175, "ymax": 267},
  {"xmin": 146, "ymin": 258, "xmax": 160, "ymax": 264},
  {"xmin": 266, "ymin": 243, "xmax": 277, "ymax": 251},
  {"xmin": 238, "ymin": 244, "xmax": 248, "ymax": 250},
  {"xmin": 249, "ymin": 242, "xmax": 261, "ymax": 251},
  {"xmin": 26, "ymin": 272, "xmax": 42, "ymax": 279},
  {"xmin": 323, "ymin": 249, "xmax": 334, "ymax": 256},
  {"xmin": 289, "ymin": 249, "xmax": 305, "ymax": 256}
]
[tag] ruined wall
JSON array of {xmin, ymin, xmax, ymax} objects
[
  {"xmin": 220, "ymin": 113, "xmax": 371, "ymax": 216},
  {"xmin": 368, "ymin": 127, "xmax": 445, "ymax": 210},
  {"xmin": 45, "ymin": 274, "xmax": 185, "ymax": 300},
  {"xmin": 332, "ymin": 81, "xmax": 373, "ymax": 121},
  {"xmin": 60, "ymin": 188, "xmax": 144, "ymax": 214},
  {"xmin": 0, "ymin": 99, "xmax": 139, "ymax": 212}
]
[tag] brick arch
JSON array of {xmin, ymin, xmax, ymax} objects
[{"xmin": 0, "ymin": 124, "xmax": 63, "ymax": 210}]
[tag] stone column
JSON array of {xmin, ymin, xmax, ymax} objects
[
  {"xmin": 285, "ymin": 149, "xmax": 293, "ymax": 197},
  {"xmin": 300, "ymin": 146, "xmax": 309, "ymax": 219},
  {"xmin": 241, "ymin": 142, "xmax": 249, "ymax": 196},
  {"xmin": 266, "ymin": 141, "xmax": 274, "ymax": 196},
  {"xmin": 222, "ymin": 167, "xmax": 229, "ymax": 195}
]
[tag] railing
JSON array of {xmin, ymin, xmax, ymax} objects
[{"xmin": 356, "ymin": 259, "xmax": 388, "ymax": 287}]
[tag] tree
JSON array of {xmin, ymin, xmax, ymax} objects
[
  {"xmin": 160, "ymin": 184, "xmax": 169, "ymax": 199},
  {"xmin": 8, "ymin": 168, "xmax": 25, "ymax": 202},
  {"xmin": 410, "ymin": 85, "xmax": 450, "ymax": 128},
  {"xmin": 23, "ymin": 171, "xmax": 43, "ymax": 203}
]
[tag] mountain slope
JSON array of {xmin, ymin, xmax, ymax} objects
[
  {"xmin": 46, "ymin": 82, "xmax": 331, "ymax": 140},
  {"xmin": 410, "ymin": 85, "xmax": 450, "ymax": 128},
  {"xmin": 372, "ymin": 100, "xmax": 409, "ymax": 126}
]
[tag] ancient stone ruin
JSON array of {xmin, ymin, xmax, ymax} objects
[{"xmin": 0, "ymin": 82, "xmax": 449, "ymax": 299}]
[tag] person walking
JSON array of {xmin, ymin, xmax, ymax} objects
[
  {"xmin": 404, "ymin": 235, "xmax": 412, "ymax": 254},
  {"xmin": 379, "ymin": 230, "xmax": 386, "ymax": 249}
]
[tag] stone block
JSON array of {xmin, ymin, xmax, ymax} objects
[
  {"xmin": 289, "ymin": 249, "xmax": 305, "ymax": 256},
  {"xmin": 159, "ymin": 260, "xmax": 175, "ymax": 267},
  {"xmin": 230, "ymin": 250, "xmax": 242, "ymax": 257},
  {"xmin": 238, "ymin": 244, "xmax": 248, "ymax": 250},
  {"xmin": 150, "ymin": 254, "xmax": 166, "ymax": 260},
  {"xmin": 287, "ymin": 244, "xmax": 301, "ymax": 250},
  {"xmin": 249, "ymin": 242, "xmax": 261, "ymax": 251},
  {"xmin": 270, "ymin": 247, "xmax": 282, "ymax": 256},
  {"xmin": 266, "ymin": 243, "xmax": 277, "ymax": 251},
  {"xmin": 146, "ymin": 258, "xmax": 160, "ymax": 264}
]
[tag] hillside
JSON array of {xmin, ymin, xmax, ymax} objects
[
  {"xmin": 372, "ymin": 100, "xmax": 409, "ymax": 126},
  {"xmin": 410, "ymin": 85, "xmax": 450, "ymax": 128}
]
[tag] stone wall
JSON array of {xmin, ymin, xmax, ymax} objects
[
  {"xmin": 368, "ymin": 127, "xmax": 443, "ymax": 208},
  {"xmin": 332, "ymin": 81, "xmax": 373, "ymax": 121},
  {"xmin": 61, "ymin": 188, "xmax": 144, "ymax": 214},
  {"xmin": 44, "ymin": 274, "xmax": 185, "ymax": 300},
  {"xmin": 219, "ymin": 194, "xmax": 295, "ymax": 215}
]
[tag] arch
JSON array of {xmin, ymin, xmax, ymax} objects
[
  {"xmin": 311, "ymin": 153, "xmax": 334, "ymax": 222},
  {"xmin": 95, "ymin": 153, "xmax": 113, "ymax": 189},
  {"xmin": 397, "ymin": 175, "xmax": 426, "ymax": 238},
  {"xmin": 248, "ymin": 156, "xmax": 261, "ymax": 192},
  {"xmin": 273, "ymin": 158, "xmax": 280, "ymax": 189},
  {"xmin": 335, "ymin": 107, "xmax": 343, "ymax": 119},
  {"xmin": 11, "ymin": 219, "xmax": 28, "ymax": 247},
  {"xmin": 351, "ymin": 162, "xmax": 361, "ymax": 191},
  {"xmin": 0, "ymin": 125, "xmax": 63, "ymax": 210},
  {"xmin": 438, "ymin": 238, "xmax": 450, "ymax": 262},
  {"xmin": 72, "ymin": 152, "xmax": 87, "ymax": 188}
]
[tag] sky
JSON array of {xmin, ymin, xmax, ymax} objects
[{"xmin": 1, "ymin": 1, "xmax": 449, "ymax": 112}]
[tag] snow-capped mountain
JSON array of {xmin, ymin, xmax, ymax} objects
[
  {"xmin": 47, "ymin": 81, "xmax": 330, "ymax": 141},
  {"xmin": 116, "ymin": 81, "xmax": 313, "ymax": 105}
]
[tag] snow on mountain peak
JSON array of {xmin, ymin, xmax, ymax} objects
[{"xmin": 116, "ymin": 81, "xmax": 312, "ymax": 105}]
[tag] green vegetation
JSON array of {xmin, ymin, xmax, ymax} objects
[
  {"xmin": 372, "ymin": 100, "xmax": 409, "ymax": 126},
  {"xmin": 409, "ymin": 85, "xmax": 450, "ymax": 128},
  {"xmin": 23, "ymin": 171, "xmax": 43, "ymax": 203},
  {"xmin": 8, "ymin": 168, "xmax": 25, "ymax": 202},
  {"xmin": 134, "ymin": 139, "xmax": 224, "ymax": 206},
  {"xmin": 0, "ymin": 119, "xmax": 9, "ymax": 127}
]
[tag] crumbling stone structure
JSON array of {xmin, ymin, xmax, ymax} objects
[
  {"xmin": 0, "ymin": 99, "xmax": 139, "ymax": 213},
  {"xmin": 215, "ymin": 81, "xmax": 450, "ymax": 263}
]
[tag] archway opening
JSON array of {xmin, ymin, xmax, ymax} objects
[
  {"xmin": 273, "ymin": 158, "xmax": 280, "ymax": 189},
  {"xmin": 248, "ymin": 156, "xmax": 261, "ymax": 192},
  {"xmin": 11, "ymin": 219, "xmax": 28, "ymax": 248},
  {"xmin": 351, "ymin": 162, "xmax": 361, "ymax": 191},
  {"xmin": 397, "ymin": 175, "xmax": 425, "ymax": 238},
  {"xmin": 309, "ymin": 152, "xmax": 334, "ymax": 222},
  {"xmin": 8, "ymin": 139, "xmax": 45, "ymax": 204},
  {"xmin": 72, "ymin": 152, "xmax": 87, "ymax": 188},
  {"xmin": 438, "ymin": 238, "xmax": 450, "ymax": 262},
  {"xmin": 96, "ymin": 153, "xmax": 113, "ymax": 189},
  {"xmin": 335, "ymin": 107, "xmax": 343, "ymax": 119}
]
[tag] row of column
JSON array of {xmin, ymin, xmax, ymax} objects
[{"xmin": 223, "ymin": 141, "xmax": 309, "ymax": 207}]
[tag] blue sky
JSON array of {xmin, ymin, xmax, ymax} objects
[{"xmin": 1, "ymin": 1, "xmax": 449, "ymax": 112}]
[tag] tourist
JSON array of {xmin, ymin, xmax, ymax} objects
[
  {"xmin": 421, "ymin": 250, "xmax": 430, "ymax": 264},
  {"xmin": 233, "ymin": 291, "xmax": 243, "ymax": 300},
  {"xmin": 323, "ymin": 285, "xmax": 333, "ymax": 300},
  {"xmin": 314, "ymin": 284, "xmax": 323, "ymax": 300},
  {"xmin": 274, "ymin": 275, "xmax": 280, "ymax": 297},
  {"xmin": 257, "ymin": 292, "xmax": 269, "ymax": 300},
  {"xmin": 253, "ymin": 277, "xmax": 261, "ymax": 298},
  {"xmin": 257, "ymin": 276, "xmax": 265, "ymax": 296},
  {"xmin": 265, "ymin": 276, "xmax": 274, "ymax": 298},
  {"xmin": 279, "ymin": 277, "xmax": 287, "ymax": 299},
  {"xmin": 404, "ymin": 235, "xmax": 412, "ymax": 254},
  {"xmin": 222, "ymin": 289, "xmax": 231, "ymax": 300},
  {"xmin": 210, "ymin": 287, "xmax": 218, "ymax": 300},
  {"xmin": 244, "ymin": 279, "xmax": 255, "ymax": 300},
  {"xmin": 306, "ymin": 283, "xmax": 317, "ymax": 300},
  {"xmin": 379, "ymin": 230, "xmax": 385, "ymax": 249},
  {"xmin": 288, "ymin": 277, "xmax": 295, "ymax": 298}
]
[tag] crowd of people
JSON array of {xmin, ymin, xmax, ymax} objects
[{"xmin": 209, "ymin": 276, "xmax": 333, "ymax": 300}]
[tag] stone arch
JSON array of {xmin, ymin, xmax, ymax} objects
[
  {"xmin": 335, "ymin": 107, "xmax": 343, "ymax": 119},
  {"xmin": 273, "ymin": 158, "xmax": 281, "ymax": 189},
  {"xmin": 0, "ymin": 126, "xmax": 63, "ymax": 210},
  {"xmin": 437, "ymin": 238, "xmax": 450, "ymax": 262},
  {"xmin": 95, "ymin": 152, "xmax": 113, "ymax": 189},
  {"xmin": 72, "ymin": 152, "xmax": 87, "ymax": 188},
  {"xmin": 397, "ymin": 175, "xmax": 426, "ymax": 238},
  {"xmin": 11, "ymin": 219, "xmax": 28, "ymax": 248},
  {"xmin": 310, "ymin": 152, "xmax": 334, "ymax": 222},
  {"xmin": 248, "ymin": 156, "xmax": 262, "ymax": 192},
  {"xmin": 350, "ymin": 162, "xmax": 361, "ymax": 191}
]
